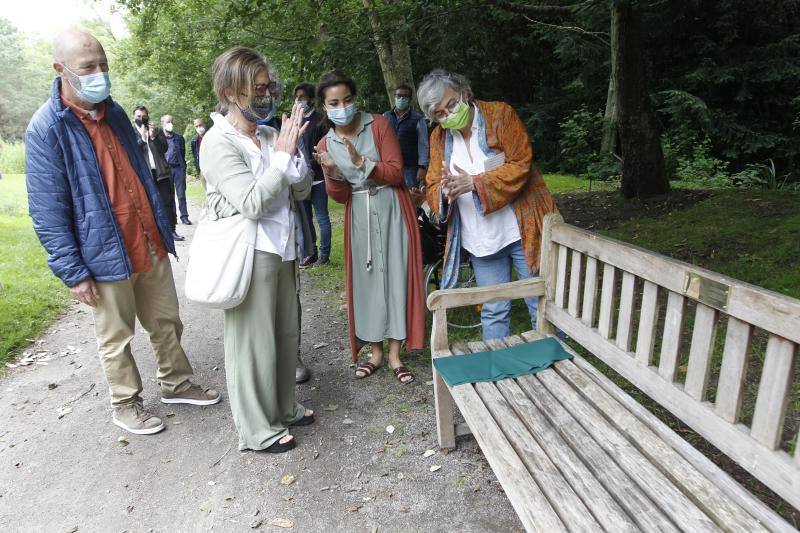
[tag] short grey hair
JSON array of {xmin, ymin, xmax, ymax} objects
[{"xmin": 417, "ymin": 69, "xmax": 473, "ymax": 121}]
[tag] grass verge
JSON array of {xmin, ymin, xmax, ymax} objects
[{"xmin": 0, "ymin": 174, "xmax": 71, "ymax": 366}]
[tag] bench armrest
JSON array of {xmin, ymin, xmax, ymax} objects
[{"xmin": 426, "ymin": 277, "xmax": 546, "ymax": 311}]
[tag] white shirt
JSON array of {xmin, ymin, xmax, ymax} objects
[
  {"xmin": 450, "ymin": 107, "xmax": 521, "ymax": 257},
  {"xmin": 211, "ymin": 112, "xmax": 308, "ymax": 261}
]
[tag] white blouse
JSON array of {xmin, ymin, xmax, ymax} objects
[
  {"xmin": 450, "ymin": 106, "xmax": 521, "ymax": 258},
  {"xmin": 211, "ymin": 112, "xmax": 308, "ymax": 261}
]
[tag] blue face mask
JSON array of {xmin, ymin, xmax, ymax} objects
[
  {"xmin": 326, "ymin": 103, "xmax": 357, "ymax": 126},
  {"xmin": 395, "ymin": 97, "xmax": 410, "ymax": 110},
  {"xmin": 64, "ymin": 66, "xmax": 111, "ymax": 104}
]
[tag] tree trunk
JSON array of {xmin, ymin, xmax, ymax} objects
[
  {"xmin": 612, "ymin": 0, "xmax": 669, "ymax": 198},
  {"xmin": 363, "ymin": 0, "xmax": 415, "ymax": 107},
  {"xmin": 600, "ymin": 74, "xmax": 617, "ymax": 154}
]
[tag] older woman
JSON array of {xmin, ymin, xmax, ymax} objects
[
  {"xmin": 313, "ymin": 70, "xmax": 425, "ymax": 384},
  {"xmin": 199, "ymin": 47, "xmax": 314, "ymax": 453},
  {"xmin": 419, "ymin": 69, "xmax": 557, "ymax": 342}
]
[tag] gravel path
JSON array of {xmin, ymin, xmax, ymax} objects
[{"xmin": 0, "ymin": 201, "xmax": 520, "ymax": 533}]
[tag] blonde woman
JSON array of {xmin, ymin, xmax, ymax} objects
[{"xmin": 199, "ymin": 47, "xmax": 313, "ymax": 453}]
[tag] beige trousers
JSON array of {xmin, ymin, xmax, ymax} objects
[{"xmin": 92, "ymin": 249, "xmax": 193, "ymax": 406}]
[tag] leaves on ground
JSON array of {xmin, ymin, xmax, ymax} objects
[
  {"xmin": 422, "ymin": 449, "xmax": 436, "ymax": 458},
  {"xmin": 268, "ymin": 518, "xmax": 294, "ymax": 528},
  {"xmin": 117, "ymin": 436, "xmax": 129, "ymax": 447},
  {"xmin": 323, "ymin": 404, "xmax": 338, "ymax": 411},
  {"xmin": 280, "ymin": 474, "xmax": 296, "ymax": 486},
  {"xmin": 429, "ymin": 465, "xmax": 442, "ymax": 472}
]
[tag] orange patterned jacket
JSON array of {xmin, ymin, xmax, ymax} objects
[{"xmin": 425, "ymin": 100, "xmax": 557, "ymax": 274}]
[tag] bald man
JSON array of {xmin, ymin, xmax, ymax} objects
[{"xmin": 25, "ymin": 29, "xmax": 220, "ymax": 436}]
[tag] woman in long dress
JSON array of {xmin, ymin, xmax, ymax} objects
[{"xmin": 313, "ymin": 70, "xmax": 425, "ymax": 384}]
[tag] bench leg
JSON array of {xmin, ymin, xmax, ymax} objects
[{"xmin": 433, "ymin": 362, "xmax": 456, "ymax": 449}]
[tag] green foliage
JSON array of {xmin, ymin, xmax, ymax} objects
[
  {"xmin": 558, "ymin": 107, "xmax": 619, "ymax": 181},
  {"xmin": 0, "ymin": 175, "xmax": 71, "ymax": 363},
  {"xmin": 0, "ymin": 19, "xmax": 53, "ymax": 141},
  {"xmin": 0, "ymin": 141, "xmax": 26, "ymax": 174}
]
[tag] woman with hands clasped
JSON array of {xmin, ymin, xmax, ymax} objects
[
  {"xmin": 199, "ymin": 47, "xmax": 314, "ymax": 453},
  {"xmin": 313, "ymin": 70, "xmax": 425, "ymax": 385},
  {"xmin": 419, "ymin": 69, "xmax": 557, "ymax": 342}
]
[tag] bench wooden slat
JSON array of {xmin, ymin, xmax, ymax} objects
[
  {"xmin": 550, "ymin": 223, "xmax": 800, "ymax": 345},
  {"xmin": 658, "ymin": 291, "xmax": 687, "ymax": 382},
  {"xmin": 635, "ymin": 280, "xmax": 660, "ymax": 366},
  {"xmin": 598, "ymin": 263, "xmax": 617, "ymax": 339},
  {"xmin": 514, "ymin": 373, "xmax": 681, "ymax": 533},
  {"xmin": 536, "ymin": 213, "xmax": 563, "ymax": 336},
  {"xmin": 553, "ymin": 357, "xmax": 770, "ymax": 532},
  {"xmin": 468, "ymin": 351, "xmax": 603, "ymax": 531},
  {"xmin": 427, "ymin": 277, "xmax": 545, "ymax": 311},
  {"xmin": 568, "ymin": 250, "xmax": 583, "ymax": 317},
  {"xmin": 546, "ymin": 305, "xmax": 800, "ymax": 511},
  {"xmin": 715, "ymin": 317, "xmax": 753, "ymax": 424},
  {"xmin": 750, "ymin": 335, "xmax": 797, "ymax": 449},
  {"xmin": 449, "ymin": 343, "xmax": 567, "ymax": 532},
  {"xmin": 500, "ymin": 335, "xmax": 641, "ymax": 533},
  {"xmin": 534, "ymin": 368, "xmax": 721, "ymax": 533},
  {"xmin": 555, "ymin": 244, "xmax": 568, "ymax": 309},
  {"xmin": 684, "ymin": 303, "xmax": 719, "ymax": 401},
  {"xmin": 616, "ymin": 271, "xmax": 637, "ymax": 351},
  {"xmin": 581, "ymin": 256, "xmax": 599, "ymax": 327},
  {"xmin": 535, "ymin": 329, "xmax": 798, "ymax": 533}
]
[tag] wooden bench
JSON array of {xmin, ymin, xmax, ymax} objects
[{"xmin": 427, "ymin": 213, "xmax": 799, "ymax": 532}]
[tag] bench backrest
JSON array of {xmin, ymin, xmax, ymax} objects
[{"xmin": 537, "ymin": 214, "xmax": 799, "ymax": 510}]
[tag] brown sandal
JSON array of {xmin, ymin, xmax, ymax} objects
[
  {"xmin": 393, "ymin": 366, "xmax": 415, "ymax": 384},
  {"xmin": 355, "ymin": 362, "xmax": 380, "ymax": 379}
]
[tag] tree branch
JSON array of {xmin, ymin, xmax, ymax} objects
[{"xmin": 491, "ymin": 0, "xmax": 593, "ymax": 18}]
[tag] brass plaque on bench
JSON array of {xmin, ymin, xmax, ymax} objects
[{"xmin": 684, "ymin": 272, "xmax": 730, "ymax": 311}]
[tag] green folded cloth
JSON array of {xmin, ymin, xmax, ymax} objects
[{"xmin": 433, "ymin": 337, "xmax": 572, "ymax": 387}]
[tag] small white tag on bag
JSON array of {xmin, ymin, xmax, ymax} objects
[{"xmin": 184, "ymin": 214, "xmax": 258, "ymax": 309}]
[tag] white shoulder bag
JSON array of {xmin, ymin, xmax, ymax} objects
[{"xmin": 184, "ymin": 212, "xmax": 258, "ymax": 309}]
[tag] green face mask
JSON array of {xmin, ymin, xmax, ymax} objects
[{"xmin": 439, "ymin": 100, "xmax": 470, "ymax": 130}]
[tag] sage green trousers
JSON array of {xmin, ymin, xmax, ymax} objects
[{"xmin": 223, "ymin": 251, "xmax": 305, "ymax": 451}]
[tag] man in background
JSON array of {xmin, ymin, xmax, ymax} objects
[
  {"xmin": 294, "ymin": 83, "xmax": 330, "ymax": 268},
  {"xmin": 161, "ymin": 114, "xmax": 190, "ymax": 225},
  {"xmin": 191, "ymin": 117, "xmax": 206, "ymax": 188},
  {"xmin": 132, "ymin": 105, "xmax": 184, "ymax": 241},
  {"xmin": 383, "ymin": 84, "xmax": 428, "ymax": 190}
]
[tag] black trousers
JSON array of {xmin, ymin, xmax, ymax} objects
[{"xmin": 153, "ymin": 172, "xmax": 177, "ymax": 231}]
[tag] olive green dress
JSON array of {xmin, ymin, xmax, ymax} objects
[{"xmin": 326, "ymin": 112, "xmax": 408, "ymax": 342}]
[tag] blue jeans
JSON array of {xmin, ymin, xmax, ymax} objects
[
  {"xmin": 171, "ymin": 166, "xmax": 189, "ymax": 219},
  {"xmin": 302, "ymin": 183, "xmax": 332, "ymax": 258},
  {"xmin": 469, "ymin": 240, "xmax": 538, "ymax": 342},
  {"xmin": 403, "ymin": 166, "xmax": 419, "ymax": 189}
]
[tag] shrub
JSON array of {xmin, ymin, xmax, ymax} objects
[{"xmin": 558, "ymin": 107, "xmax": 619, "ymax": 181}]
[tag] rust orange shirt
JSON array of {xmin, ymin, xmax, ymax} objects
[{"xmin": 62, "ymin": 96, "xmax": 167, "ymax": 273}]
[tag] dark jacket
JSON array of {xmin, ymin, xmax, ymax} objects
[
  {"xmin": 25, "ymin": 77, "xmax": 175, "ymax": 288},
  {"xmin": 164, "ymin": 131, "xmax": 186, "ymax": 170},
  {"xmin": 383, "ymin": 108, "xmax": 425, "ymax": 169},
  {"xmin": 139, "ymin": 127, "xmax": 172, "ymax": 181},
  {"xmin": 191, "ymin": 134, "xmax": 203, "ymax": 174},
  {"xmin": 299, "ymin": 109, "xmax": 328, "ymax": 181}
]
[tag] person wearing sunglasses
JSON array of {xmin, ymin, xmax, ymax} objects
[{"xmin": 418, "ymin": 69, "xmax": 558, "ymax": 342}]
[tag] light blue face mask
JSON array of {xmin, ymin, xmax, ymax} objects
[
  {"xmin": 63, "ymin": 66, "xmax": 111, "ymax": 104},
  {"xmin": 326, "ymin": 103, "xmax": 357, "ymax": 126},
  {"xmin": 395, "ymin": 97, "xmax": 410, "ymax": 110}
]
